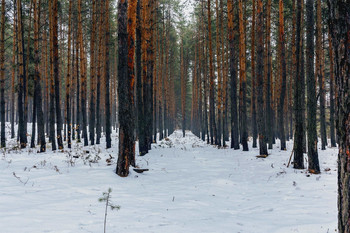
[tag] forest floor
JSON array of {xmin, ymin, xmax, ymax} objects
[{"xmin": 0, "ymin": 125, "xmax": 338, "ymax": 233}]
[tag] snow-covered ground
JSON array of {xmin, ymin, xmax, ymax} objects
[{"xmin": 0, "ymin": 125, "xmax": 338, "ymax": 233}]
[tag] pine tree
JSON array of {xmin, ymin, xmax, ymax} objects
[
  {"xmin": 328, "ymin": 1, "xmax": 350, "ymax": 231},
  {"xmin": 181, "ymin": 39, "xmax": 186, "ymax": 137},
  {"xmin": 251, "ymin": 0, "xmax": 257, "ymax": 149},
  {"xmin": 89, "ymin": 0, "xmax": 97, "ymax": 146},
  {"xmin": 17, "ymin": 0, "xmax": 27, "ymax": 148},
  {"xmin": 0, "ymin": 0, "xmax": 5, "ymax": 147},
  {"xmin": 33, "ymin": 0, "xmax": 45, "ymax": 152},
  {"xmin": 104, "ymin": 0, "xmax": 111, "ymax": 149},
  {"xmin": 208, "ymin": 0, "xmax": 217, "ymax": 145},
  {"xmin": 238, "ymin": 0, "xmax": 248, "ymax": 151},
  {"xmin": 52, "ymin": 0, "xmax": 63, "ymax": 149},
  {"xmin": 293, "ymin": 0, "xmax": 305, "ymax": 169},
  {"xmin": 256, "ymin": 0, "xmax": 267, "ymax": 156},
  {"xmin": 116, "ymin": 0, "xmax": 137, "ymax": 176},
  {"xmin": 65, "ymin": 0, "xmax": 72, "ymax": 148},
  {"xmin": 328, "ymin": 30, "xmax": 336, "ymax": 148},
  {"xmin": 315, "ymin": 0, "xmax": 326, "ymax": 150},
  {"xmin": 278, "ymin": 0, "xmax": 287, "ymax": 151},
  {"xmin": 306, "ymin": 0, "xmax": 320, "ymax": 173},
  {"xmin": 228, "ymin": 0, "xmax": 239, "ymax": 150}
]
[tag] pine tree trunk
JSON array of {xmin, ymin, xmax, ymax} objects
[
  {"xmin": 66, "ymin": 0, "xmax": 72, "ymax": 148},
  {"xmin": 208, "ymin": 0, "xmax": 217, "ymax": 145},
  {"xmin": 126, "ymin": 0, "xmax": 137, "ymax": 166},
  {"xmin": 181, "ymin": 39, "xmax": 186, "ymax": 137},
  {"xmin": 89, "ymin": 0, "xmax": 97, "ymax": 146},
  {"xmin": 104, "ymin": 0, "xmax": 111, "ymax": 149},
  {"xmin": 136, "ymin": 0, "xmax": 143, "ymax": 147},
  {"xmin": 305, "ymin": 0, "xmax": 320, "ymax": 173},
  {"xmin": 0, "ymin": 0, "xmax": 5, "ymax": 147},
  {"xmin": 328, "ymin": 31, "xmax": 336, "ymax": 148},
  {"xmin": 11, "ymin": 11, "xmax": 16, "ymax": 139},
  {"xmin": 228, "ymin": 0, "xmax": 239, "ymax": 149},
  {"xmin": 32, "ymin": 0, "xmax": 46, "ymax": 151},
  {"xmin": 238, "ymin": 0, "xmax": 248, "ymax": 151},
  {"xmin": 316, "ymin": 0, "xmax": 327, "ymax": 150},
  {"xmin": 293, "ymin": 0, "xmax": 305, "ymax": 169},
  {"xmin": 116, "ymin": 0, "xmax": 136, "ymax": 177},
  {"xmin": 52, "ymin": 0, "xmax": 63, "ymax": 149},
  {"xmin": 328, "ymin": 1, "xmax": 349, "ymax": 231},
  {"xmin": 256, "ymin": 0, "xmax": 267, "ymax": 156},
  {"xmin": 251, "ymin": 0, "xmax": 257, "ymax": 149},
  {"xmin": 16, "ymin": 0, "xmax": 27, "ymax": 148},
  {"xmin": 278, "ymin": 0, "xmax": 287, "ymax": 151},
  {"xmin": 96, "ymin": 0, "xmax": 104, "ymax": 145},
  {"xmin": 265, "ymin": 0, "xmax": 273, "ymax": 150}
]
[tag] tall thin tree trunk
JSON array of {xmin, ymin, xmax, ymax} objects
[
  {"xmin": 116, "ymin": 0, "xmax": 136, "ymax": 177},
  {"xmin": 256, "ymin": 0, "xmax": 267, "ymax": 156},
  {"xmin": 278, "ymin": 0, "xmax": 287, "ymax": 151},
  {"xmin": 316, "ymin": 0, "xmax": 326, "ymax": 150},
  {"xmin": 238, "ymin": 0, "xmax": 248, "ymax": 151},
  {"xmin": 228, "ymin": 0, "xmax": 239, "ymax": 149},
  {"xmin": 208, "ymin": 0, "xmax": 217, "ymax": 145},
  {"xmin": 17, "ymin": 0, "xmax": 27, "ymax": 148},
  {"xmin": 328, "ymin": 1, "xmax": 349, "ymax": 231},
  {"xmin": 52, "ymin": 0, "xmax": 63, "ymax": 149},
  {"xmin": 0, "ymin": 0, "xmax": 5, "ymax": 147},
  {"xmin": 11, "ymin": 9, "xmax": 17, "ymax": 139},
  {"xmin": 265, "ymin": 0, "xmax": 273, "ymax": 150},
  {"xmin": 328, "ymin": 30, "xmax": 336, "ymax": 148},
  {"xmin": 125, "ymin": 0, "xmax": 137, "ymax": 166},
  {"xmin": 96, "ymin": 0, "xmax": 104, "ymax": 145},
  {"xmin": 78, "ymin": 0, "xmax": 88, "ymax": 147},
  {"xmin": 293, "ymin": 0, "xmax": 305, "ymax": 169},
  {"xmin": 66, "ymin": 0, "xmax": 72, "ymax": 148},
  {"xmin": 181, "ymin": 39, "xmax": 186, "ymax": 137},
  {"xmin": 251, "ymin": 0, "xmax": 257, "ymax": 148},
  {"xmin": 305, "ymin": 0, "xmax": 320, "ymax": 173},
  {"xmin": 89, "ymin": 0, "xmax": 97, "ymax": 146},
  {"xmin": 104, "ymin": 0, "xmax": 111, "ymax": 149}
]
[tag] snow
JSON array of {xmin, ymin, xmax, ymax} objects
[{"xmin": 0, "ymin": 125, "xmax": 338, "ymax": 233}]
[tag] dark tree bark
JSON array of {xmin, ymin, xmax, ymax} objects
[
  {"xmin": 278, "ymin": 0, "xmax": 287, "ymax": 151},
  {"xmin": 75, "ymin": 27, "xmax": 80, "ymax": 143},
  {"xmin": 89, "ymin": 0, "xmax": 97, "ymax": 146},
  {"xmin": 316, "ymin": 0, "xmax": 327, "ymax": 150},
  {"xmin": 52, "ymin": 0, "xmax": 63, "ymax": 149},
  {"xmin": 78, "ymin": 0, "xmax": 88, "ymax": 147},
  {"xmin": 293, "ymin": 0, "xmax": 305, "ymax": 169},
  {"xmin": 228, "ymin": 0, "xmax": 239, "ymax": 149},
  {"xmin": 256, "ymin": 0, "xmax": 267, "ymax": 156},
  {"xmin": 116, "ymin": 0, "xmax": 136, "ymax": 177},
  {"xmin": 0, "ymin": 0, "xmax": 5, "ymax": 147},
  {"xmin": 181, "ymin": 39, "xmax": 186, "ymax": 137},
  {"xmin": 49, "ymin": 0, "xmax": 56, "ymax": 150},
  {"xmin": 104, "ymin": 0, "xmax": 111, "ymax": 149},
  {"xmin": 265, "ymin": 0, "xmax": 273, "ymax": 150},
  {"xmin": 16, "ymin": 0, "xmax": 27, "ymax": 148},
  {"xmin": 328, "ymin": 1, "xmax": 349, "ymax": 232},
  {"xmin": 251, "ymin": 0, "xmax": 257, "ymax": 149},
  {"xmin": 32, "ymin": 0, "xmax": 45, "ymax": 151},
  {"xmin": 96, "ymin": 0, "xmax": 104, "ymax": 145},
  {"xmin": 328, "ymin": 30, "xmax": 336, "ymax": 148},
  {"xmin": 11, "ymin": 10, "xmax": 16, "ymax": 139},
  {"xmin": 136, "ymin": 0, "xmax": 143, "ymax": 149},
  {"xmin": 238, "ymin": 0, "xmax": 248, "ymax": 151},
  {"xmin": 126, "ymin": 0, "xmax": 137, "ymax": 166},
  {"xmin": 66, "ymin": 0, "xmax": 72, "ymax": 148},
  {"xmin": 305, "ymin": 0, "xmax": 320, "ymax": 173},
  {"xmin": 208, "ymin": 0, "xmax": 217, "ymax": 145}
]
